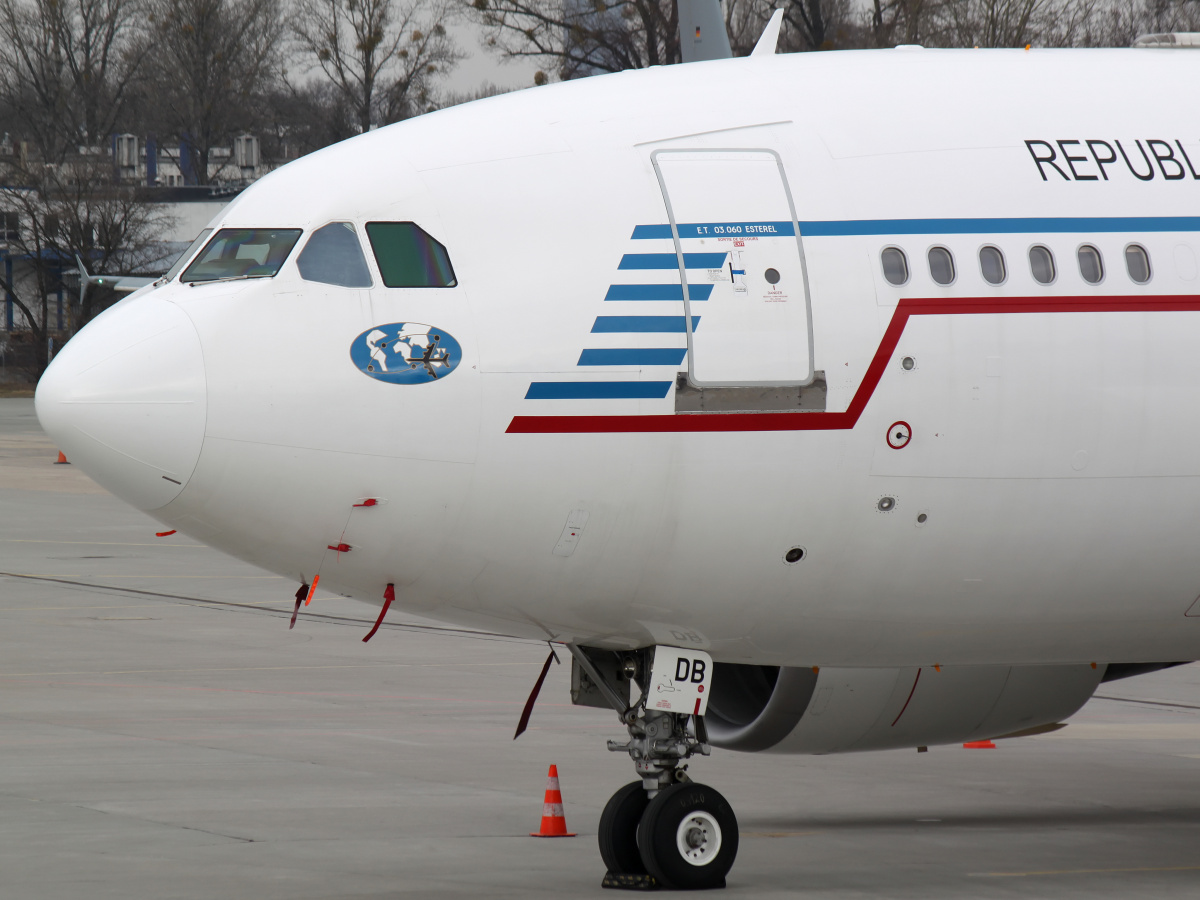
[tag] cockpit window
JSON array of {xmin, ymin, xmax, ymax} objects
[
  {"xmin": 366, "ymin": 222, "xmax": 457, "ymax": 288},
  {"xmin": 297, "ymin": 222, "xmax": 373, "ymax": 288},
  {"xmin": 181, "ymin": 228, "xmax": 302, "ymax": 283},
  {"xmin": 165, "ymin": 229, "xmax": 212, "ymax": 282}
]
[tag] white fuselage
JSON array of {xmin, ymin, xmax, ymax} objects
[{"xmin": 36, "ymin": 47, "xmax": 1200, "ymax": 670}]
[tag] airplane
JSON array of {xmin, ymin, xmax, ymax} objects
[
  {"xmin": 32, "ymin": 15, "xmax": 1200, "ymax": 890},
  {"xmin": 75, "ymin": 254, "xmax": 160, "ymax": 300}
]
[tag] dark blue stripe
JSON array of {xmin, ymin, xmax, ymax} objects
[
  {"xmin": 619, "ymin": 253, "xmax": 727, "ymax": 270},
  {"xmin": 631, "ymin": 217, "xmax": 1200, "ymax": 240},
  {"xmin": 604, "ymin": 284, "xmax": 713, "ymax": 301},
  {"xmin": 578, "ymin": 348, "xmax": 687, "ymax": 366},
  {"xmin": 525, "ymin": 381, "xmax": 673, "ymax": 400},
  {"xmin": 632, "ymin": 222, "xmax": 795, "ymax": 239},
  {"xmin": 592, "ymin": 316, "xmax": 700, "ymax": 333}
]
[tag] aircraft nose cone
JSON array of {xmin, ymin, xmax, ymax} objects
[{"xmin": 35, "ymin": 296, "xmax": 206, "ymax": 510}]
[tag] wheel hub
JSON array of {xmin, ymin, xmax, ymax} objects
[{"xmin": 676, "ymin": 812, "xmax": 722, "ymax": 865}]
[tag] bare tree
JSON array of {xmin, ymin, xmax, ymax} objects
[
  {"xmin": 145, "ymin": 0, "xmax": 283, "ymax": 184},
  {"xmin": 261, "ymin": 80, "xmax": 359, "ymax": 161},
  {"xmin": 0, "ymin": 0, "xmax": 147, "ymax": 164},
  {"xmin": 468, "ymin": 0, "xmax": 680, "ymax": 80},
  {"xmin": 293, "ymin": 0, "xmax": 461, "ymax": 133},
  {"xmin": 726, "ymin": 0, "xmax": 860, "ymax": 53},
  {"xmin": 1072, "ymin": 0, "xmax": 1200, "ymax": 45},
  {"xmin": 0, "ymin": 158, "xmax": 171, "ymax": 376}
]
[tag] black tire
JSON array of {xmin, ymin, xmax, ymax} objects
[
  {"xmin": 598, "ymin": 782, "xmax": 650, "ymax": 875},
  {"xmin": 636, "ymin": 782, "xmax": 738, "ymax": 890}
]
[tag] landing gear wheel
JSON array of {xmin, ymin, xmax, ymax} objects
[
  {"xmin": 636, "ymin": 782, "xmax": 738, "ymax": 890},
  {"xmin": 599, "ymin": 782, "xmax": 650, "ymax": 875}
]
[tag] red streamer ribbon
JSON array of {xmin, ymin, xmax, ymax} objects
[{"xmin": 362, "ymin": 583, "xmax": 395, "ymax": 643}]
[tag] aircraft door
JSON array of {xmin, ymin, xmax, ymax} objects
[{"xmin": 652, "ymin": 149, "xmax": 813, "ymax": 386}]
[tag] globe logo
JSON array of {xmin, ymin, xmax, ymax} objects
[{"xmin": 349, "ymin": 323, "xmax": 462, "ymax": 384}]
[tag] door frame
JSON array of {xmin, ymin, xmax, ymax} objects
[{"xmin": 650, "ymin": 147, "xmax": 816, "ymax": 388}]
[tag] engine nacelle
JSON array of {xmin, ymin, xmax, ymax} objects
[{"xmin": 704, "ymin": 662, "xmax": 1105, "ymax": 753}]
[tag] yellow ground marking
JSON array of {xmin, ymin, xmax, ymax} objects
[
  {"xmin": 972, "ymin": 865, "xmax": 1200, "ymax": 877},
  {"xmin": 1, "ymin": 573, "xmax": 282, "ymax": 579},
  {"xmin": 744, "ymin": 831, "xmax": 821, "ymax": 838},
  {"xmin": 2, "ymin": 604, "xmax": 169, "ymax": 611},
  {"xmin": 0, "ymin": 539, "xmax": 208, "ymax": 548},
  {"xmin": 0, "ymin": 601, "xmax": 292, "ymax": 611}
]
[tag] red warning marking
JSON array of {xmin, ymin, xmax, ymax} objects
[
  {"xmin": 964, "ymin": 740, "xmax": 997, "ymax": 749},
  {"xmin": 506, "ymin": 294, "xmax": 1200, "ymax": 434},
  {"xmin": 694, "ymin": 697, "xmax": 701, "ymax": 714},
  {"xmin": 155, "ymin": 530, "xmax": 176, "ymax": 537},
  {"xmin": 354, "ymin": 499, "xmax": 378, "ymax": 507}
]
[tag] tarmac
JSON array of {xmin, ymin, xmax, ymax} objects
[{"xmin": 1, "ymin": 395, "xmax": 1199, "ymax": 899}]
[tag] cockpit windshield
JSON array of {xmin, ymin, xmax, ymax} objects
[{"xmin": 181, "ymin": 228, "xmax": 302, "ymax": 283}]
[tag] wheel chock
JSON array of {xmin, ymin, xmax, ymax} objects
[{"xmin": 601, "ymin": 871, "xmax": 660, "ymax": 890}]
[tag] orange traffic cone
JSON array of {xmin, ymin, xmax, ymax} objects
[
  {"xmin": 530, "ymin": 765, "xmax": 576, "ymax": 837},
  {"xmin": 54, "ymin": 451, "xmax": 69, "ymax": 465},
  {"xmin": 963, "ymin": 740, "xmax": 996, "ymax": 749}
]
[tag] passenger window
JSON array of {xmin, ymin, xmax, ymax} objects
[
  {"xmin": 928, "ymin": 246, "xmax": 955, "ymax": 285},
  {"xmin": 881, "ymin": 247, "xmax": 909, "ymax": 285},
  {"xmin": 366, "ymin": 222, "xmax": 457, "ymax": 288},
  {"xmin": 1078, "ymin": 245, "xmax": 1104, "ymax": 284},
  {"xmin": 1029, "ymin": 245, "xmax": 1055, "ymax": 284},
  {"xmin": 1125, "ymin": 244, "xmax": 1151, "ymax": 284},
  {"xmin": 297, "ymin": 222, "xmax": 373, "ymax": 288},
  {"xmin": 979, "ymin": 246, "xmax": 1006, "ymax": 285},
  {"xmin": 182, "ymin": 228, "xmax": 302, "ymax": 283}
]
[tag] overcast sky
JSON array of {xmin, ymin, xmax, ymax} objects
[{"xmin": 440, "ymin": 19, "xmax": 544, "ymax": 96}]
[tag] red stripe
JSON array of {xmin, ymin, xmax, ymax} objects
[{"xmin": 506, "ymin": 294, "xmax": 1200, "ymax": 435}]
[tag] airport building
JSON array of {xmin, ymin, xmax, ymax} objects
[{"xmin": 0, "ymin": 133, "xmax": 277, "ymax": 381}]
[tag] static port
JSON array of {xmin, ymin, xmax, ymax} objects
[
  {"xmin": 784, "ymin": 547, "xmax": 805, "ymax": 564},
  {"xmin": 902, "ymin": 356, "xmax": 915, "ymax": 370},
  {"xmin": 878, "ymin": 496, "xmax": 896, "ymax": 512},
  {"xmin": 917, "ymin": 513, "xmax": 928, "ymax": 524}
]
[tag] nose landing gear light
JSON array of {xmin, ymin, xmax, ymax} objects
[{"xmin": 571, "ymin": 644, "xmax": 739, "ymax": 890}]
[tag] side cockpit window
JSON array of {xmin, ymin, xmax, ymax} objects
[
  {"xmin": 181, "ymin": 228, "xmax": 302, "ymax": 283},
  {"xmin": 366, "ymin": 222, "xmax": 457, "ymax": 288},
  {"xmin": 297, "ymin": 222, "xmax": 373, "ymax": 288}
]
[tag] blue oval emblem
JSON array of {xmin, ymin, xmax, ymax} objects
[{"xmin": 349, "ymin": 323, "xmax": 462, "ymax": 384}]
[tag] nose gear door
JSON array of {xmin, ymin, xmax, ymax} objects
[{"xmin": 651, "ymin": 148, "xmax": 814, "ymax": 387}]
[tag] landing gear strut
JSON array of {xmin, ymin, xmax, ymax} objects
[{"xmin": 570, "ymin": 645, "xmax": 739, "ymax": 891}]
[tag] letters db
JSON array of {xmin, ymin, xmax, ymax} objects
[{"xmin": 649, "ymin": 646, "xmax": 714, "ymax": 716}]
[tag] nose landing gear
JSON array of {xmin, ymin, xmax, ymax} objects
[{"xmin": 570, "ymin": 645, "xmax": 739, "ymax": 891}]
